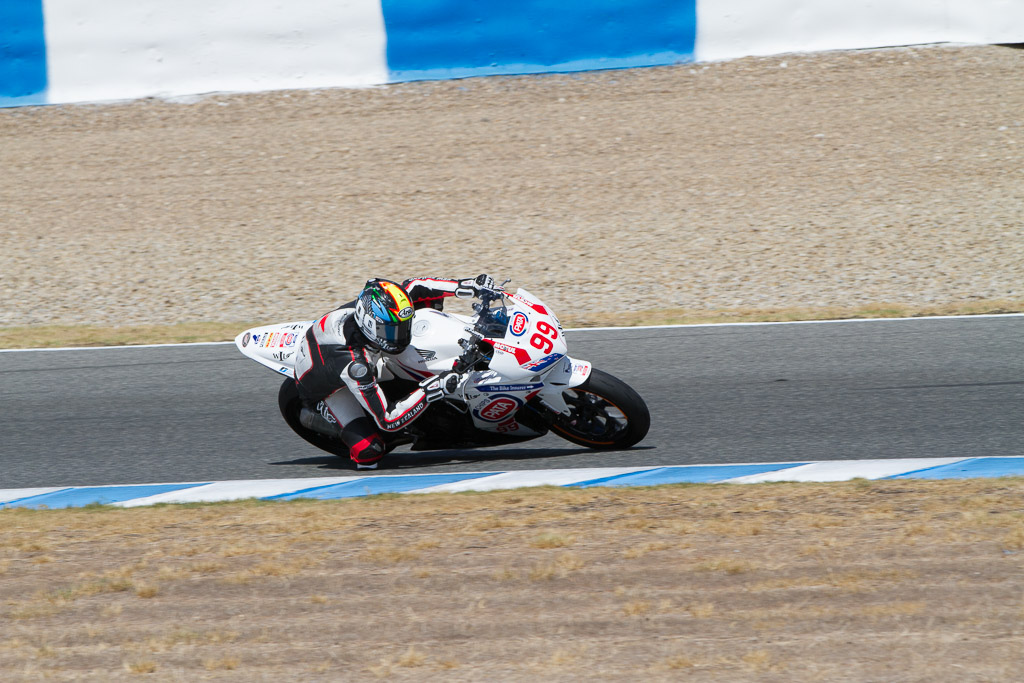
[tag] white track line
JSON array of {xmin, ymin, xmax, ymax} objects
[
  {"xmin": 2, "ymin": 313, "xmax": 1021, "ymax": 353},
  {"xmin": 566, "ymin": 312, "xmax": 1024, "ymax": 332},
  {"xmin": 722, "ymin": 458, "xmax": 968, "ymax": 483}
]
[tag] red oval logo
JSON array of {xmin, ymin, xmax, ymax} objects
[
  {"xmin": 510, "ymin": 312, "xmax": 529, "ymax": 336},
  {"xmin": 476, "ymin": 396, "xmax": 521, "ymax": 422}
]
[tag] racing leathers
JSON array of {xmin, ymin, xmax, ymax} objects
[{"xmin": 292, "ymin": 277, "xmax": 478, "ymax": 468}]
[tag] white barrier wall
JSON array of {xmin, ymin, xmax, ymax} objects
[
  {"xmin": 2, "ymin": 0, "xmax": 1023, "ymax": 107},
  {"xmin": 696, "ymin": 0, "xmax": 1024, "ymax": 62},
  {"xmin": 42, "ymin": 0, "xmax": 388, "ymax": 103}
]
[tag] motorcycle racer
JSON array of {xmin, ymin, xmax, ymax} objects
[{"xmin": 293, "ymin": 275, "xmax": 495, "ymax": 469}]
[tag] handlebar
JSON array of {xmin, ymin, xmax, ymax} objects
[
  {"xmin": 475, "ymin": 279, "xmax": 510, "ymax": 306},
  {"xmin": 452, "ymin": 277, "xmax": 511, "ymax": 373},
  {"xmin": 454, "ymin": 331, "xmax": 484, "ymax": 374}
]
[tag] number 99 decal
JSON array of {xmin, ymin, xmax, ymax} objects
[{"xmin": 530, "ymin": 320, "xmax": 559, "ymax": 355}]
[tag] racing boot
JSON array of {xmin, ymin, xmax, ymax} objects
[{"xmin": 340, "ymin": 417, "xmax": 386, "ymax": 470}]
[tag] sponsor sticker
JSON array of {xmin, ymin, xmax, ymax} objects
[
  {"xmin": 522, "ymin": 353, "xmax": 564, "ymax": 372},
  {"xmin": 496, "ymin": 417, "xmax": 519, "ymax": 433},
  {"xmin": 473, "ymin": 394, "xmax": 523, "ymax": 422},
  {"xmin": 477, "ymin": 383, "xmax": 544, "ymax": 393},
  {"xmin": 573, "ymin": 361, "xmax": 591, "ymax": 376},
  {"xmin": 510, "ymin": 312, "xmax": 529, "ymax": 336},
  {"xmin": 506, "ymin": 292, "xmax": 548, "ymax": 314},
  {"xmin": 491, "ymin": 341, "xmax": 532, "ymax": 365},
  {"xmin": 242, "ymin": 332, "xmax": 251, "ymax": 347}
]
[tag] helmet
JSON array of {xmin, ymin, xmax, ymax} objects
[{"xmin": 354, "ymin": 279, "xmax": 415, "ymax": 353}]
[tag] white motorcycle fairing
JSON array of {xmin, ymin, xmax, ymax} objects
[
  {"xmin": 235, "ymin": 321, "xmax": 311, "ymax": 377},
  {"xmin": 235, "ymin": 288, "xmax": 593, "ymax": 436}
]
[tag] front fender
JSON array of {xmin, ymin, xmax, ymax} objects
[
  {"xmin": 553, "ymin": 356, "xmax": 592, "ymax": 389},
  {"xmin": 537, "ymin": 356, "xmax": 593, "ymax": 415}
]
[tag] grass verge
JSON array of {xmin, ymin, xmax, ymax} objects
[
  {"xmin": 2, "ymin": 479, "xmax": 1023, "ymax": 681},
  {"xmin": 2, "ymin": 299, "xmax": 1022, "ymax": 350},
  {"xmin": 0, "ymin": 321, "xmax": 259, "ymax": 350},
  {"xmin": 566, "ymin": 298, "xmax": 1024, "ymax": 329}
]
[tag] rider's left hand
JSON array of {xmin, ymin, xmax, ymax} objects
[{"xmin": 456, "ymin": 274, "xmax": 496, "ymax": 298}]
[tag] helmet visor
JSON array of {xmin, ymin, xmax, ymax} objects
[{"xmin": 373, "ymin": 318, "xmax": 412, "ymax": 351}]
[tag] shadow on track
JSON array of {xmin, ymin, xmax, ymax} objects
[{"xmin": 270, "ymin": 445, "xmax": 656, "ymax": 474}]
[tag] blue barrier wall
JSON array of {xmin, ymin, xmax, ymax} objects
[
  {"xmin": 4, "ymin": 0, "xmax": 1022, "ymax": 107},
  {"xmin": 0, "ymin": 0, "xmax": 46, "ymax": 105},
  {"xmin": 381, "ymin": 0, "xmax": 697, "ymax": 81}
]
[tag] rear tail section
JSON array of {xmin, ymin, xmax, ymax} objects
[{"xmin": 235, "ymin": 321, "xmax": 312, "ymax": 377}]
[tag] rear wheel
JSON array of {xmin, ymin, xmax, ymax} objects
[
  {"xmin": 278, "ymin": 378, "xmax": 351, "ymax": 458},
  {"xmin": 550, "ymin": 369, "xmax": 650, "ymax": 449}
]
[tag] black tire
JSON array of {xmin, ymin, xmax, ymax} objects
[
  {"xmin": 277, "ymin": 378, "xmax": 351, "ymax": 458},
  {"xmin": 549, "ymin": 368, "xmax": 650, "ymax": 449}
]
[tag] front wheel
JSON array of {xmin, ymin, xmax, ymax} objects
[{"xmin": 549, "ymin": 369, "xmax": 650, "ymax": 449}]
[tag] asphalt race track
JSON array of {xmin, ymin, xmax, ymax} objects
[{"xmin": 2, "ymin": 316, "xmax": 1021, "ymax": 489}]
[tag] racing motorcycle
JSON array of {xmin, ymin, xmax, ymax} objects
[{"xmin": 235, "ymin": 281, "xmax": 650, "ymax": 460}]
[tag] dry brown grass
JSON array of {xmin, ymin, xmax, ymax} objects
[
  {"xmin": 657, "ymin": 654, "xmax": 697, "ymax": 670},
  {"xmin": 123, "ymin": 660, "xmax": 157, "ymax": 674},
  {"xmin": 203, "ymin": 655, "xmax": 241, "ymax": 671},
  {"xmin": 622, "ymin": 540, "xmax": 674, "ymax": 558},
  {"xmin": 2, "ymin": 299, "xmax": 1021, "ymax": 349},
  {"xmin": 687, "ymin": 602, "xmax": 716, "ymax": 618},
  {"xmin": 530, "ymin": 531, "xmax": 576, "ymax": 549},
  {"xmin": 622, "ymin": 600, "xmax": 653, "ymax": 616},
  {"xmin": 693, "ymin": 557, "xmax": 757, "ymax": 574},
  {"xmin": 2, "ymin": 479, "xmax": 1023, "ymax": 681},
  {"xmin": 527, "ymin": 552, "xmax": 586, "ymax": 581},
  {"xmin": 133, "ymin": 583, "xmax": 159, "ymax": 599},
  {"xmin": 566, "ymin": 299, "xmax": 1024, "ymax": 330},
  {"xmin": 361, "ymin": 544, "xmax": 420, "ymax": 565},
  {"xmin": 0, "ymin": 321, "xmax": 258, "ymax": 350},
  {"xmin": 1004, "ymin": 526, "xmax": 1024, "ymax": 550}
]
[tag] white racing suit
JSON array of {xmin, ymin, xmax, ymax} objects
[{"xmin": 292, "ymin": 277, "xmax": 467, "ymax": 467}]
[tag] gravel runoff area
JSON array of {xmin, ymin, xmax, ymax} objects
[{"xmin": 1, "ymin": 44, "xmax": 1022, "ymax": 330}]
